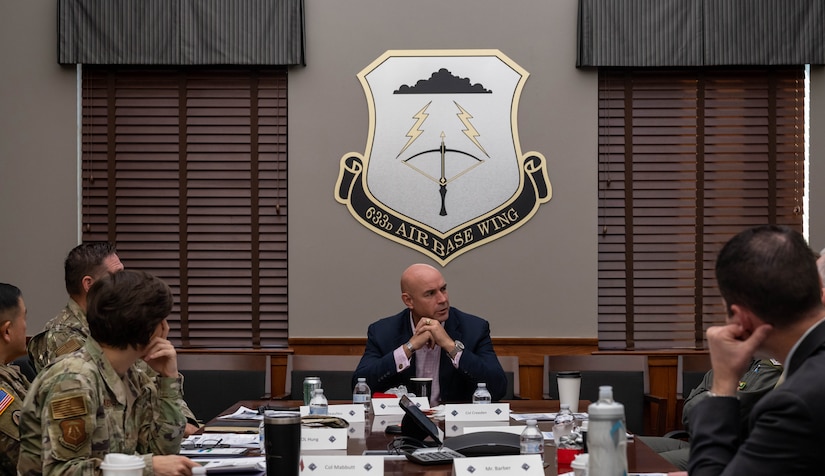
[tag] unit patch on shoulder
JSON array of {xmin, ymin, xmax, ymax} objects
[
  {"xmin": 58, "ymin": 418, "xmax": 88, "ymax": 449},
  {"xmin": 50, "ymin": 395, "xmax": 87, "ymax": 420},
  {"xmin": 0, "ymin": 388, "xmax": 13, "ymax": 415}
]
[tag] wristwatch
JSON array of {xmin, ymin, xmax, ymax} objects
[{"xmin": 448, "ymin": 340, "xmax": 464, "ymax": 359}]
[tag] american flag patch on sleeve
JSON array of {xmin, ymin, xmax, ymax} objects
[{"xmin": 0, "ymin": 388, "xmax": 14, "ymax": 416}]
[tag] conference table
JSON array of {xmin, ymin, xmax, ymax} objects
[{"xmin": 213, "ymin": 399, "xmax": 679, "ymax": 475}]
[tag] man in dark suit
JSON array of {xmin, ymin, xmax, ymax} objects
[
  {"xmin": 688, "ymin": 225, "xmax": 825, "ymax": 475},
  {"xmin": 353, "ymin": 264, "xmax": 507, "ymax": 405}
]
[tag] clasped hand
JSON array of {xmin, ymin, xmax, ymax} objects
[{"xmin": 411, "ymin": 317, "xmax": 453, "ymax": 351}]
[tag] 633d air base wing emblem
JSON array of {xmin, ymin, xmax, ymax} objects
[{"xmin": 335, "ymin": 50, "xmax": 551, "ymax": 265}]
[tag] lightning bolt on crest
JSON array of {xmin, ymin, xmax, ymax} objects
[
  {"xmin": 454, "ymin": 101, "xmax": 489, "ymax": 157},
  {"xmin": 397, "ymin": 101, "xmax": 432, "ymax": 158}
]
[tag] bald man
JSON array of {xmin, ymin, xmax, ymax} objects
[{"xmin": 353, "ymin": 264, "xmax": 507, "ymax": 405}]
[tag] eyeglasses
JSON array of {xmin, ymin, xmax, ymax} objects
[{"xmin": 181, "ymin": 438, "xmax": 228, "ymax": 450}]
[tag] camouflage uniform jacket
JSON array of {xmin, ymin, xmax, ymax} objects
[
  {"xmin": 683, "ymin": 358, "xmax": 783, "ymax": 436},
  {"xmin": 27, "ymin": 300, "xmax": 92, "ymax": 374},
  {"xmin": 17, "ymin": 339, "xmax": 185, "ymax": 476},
  {"xmin": 27, "ymin": 300, "xmax": 199, "ymax": 426},
  {"xmin": 0, "ymin": 363, "xmax": 30, "ymax": 476}
]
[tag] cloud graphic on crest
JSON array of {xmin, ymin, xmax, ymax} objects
[{"xmin": 394, "ymin": 68, "xmax": 491, "ymax": 94}]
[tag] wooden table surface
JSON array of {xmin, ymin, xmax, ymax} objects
[{"xmin": 216, "ymin": 399, "xmax": 679, "ymax": 475}]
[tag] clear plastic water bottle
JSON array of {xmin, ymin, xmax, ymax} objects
[
  {"xmin": 520, "ymin": 419, "xmax": 544, "ymax": 463},
  {"xmin": 309, "ymin": 388, "xmax": 329, "ymax": 415},
  {"xmin": 553, "ymin": 403, "xmax": 575, "ymax": 446},
  {"xmin": 353, "ymin": 377, "xmax": 371, "ymax": 411},
  {"xmin": 472, "ymin": 382, "xmax": 492, "ymax": 404},
  {"xmin": 587, "ymin": 385, "xmax": 627, "ymax": 476}
]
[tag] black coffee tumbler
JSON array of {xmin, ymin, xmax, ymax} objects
[{"xmin": 264, "ymin": 412, "xmax": 301, "ymax": 476}]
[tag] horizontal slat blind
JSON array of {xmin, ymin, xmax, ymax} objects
[
  {"xmin": 598, "ymin": 68, "xmax": 804, "ymax": 350},
  {"xmin": 82, "ymin": 67, "xmax": 288, "ymax": 348}
]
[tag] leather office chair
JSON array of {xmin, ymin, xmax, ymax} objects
[
  {"xmin": 11, "ymin": 355, "xmax": 36, "ymax": 382},
  {"xmin": 543, "ymin": 354, "xmax": 666, "ymax": 435},
  {"xmin": 284, "ymin": 354, "xmax": 363, "ymax": 401},
  {"xmin": 673, "ymin": 353, "xmax": 711, "ymax": 432},
  {"xmin": 497, "ymin": 355, "xmax": 521, "ymax": 400},
  {"xmin": 177, "ymin": 353, "xmax": 269, "ymax": 422}
]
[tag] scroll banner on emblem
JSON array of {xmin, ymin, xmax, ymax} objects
[
  {"xmin": 334, "ymin": 50, "xmax": 552, "ymax": 265},
  {"xmin": 336, "ymin": 153, "xmax": 549, "ymax": 266}
]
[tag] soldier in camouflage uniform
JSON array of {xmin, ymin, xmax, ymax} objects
[
  {"xmin": 27, "ymin": 242, "xmax": 200, "ymax": 435},
  {"xmin": 0, "ymin": 283, "xmax": 30, "ymax": 476},
  {"xmin": 17, "ymin": 270, "xmax": 198, "ymax": 476},
  {"xmin": 641, "ymin": 358, "xmax": 783, "ymax": 470}
]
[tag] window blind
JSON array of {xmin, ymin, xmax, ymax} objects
[
  {"xmin": 81, "ymin": 67, "xmax": 289, "ymax": 348},
  {"xmin": 598, "ymin": 67, "xmax": 805, "ymax": 350}
]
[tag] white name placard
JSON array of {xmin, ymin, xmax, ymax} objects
[
  {"xmin": 330, "ymin": 404, "xmax": 366, "ymax": 422},
  {"xmin": 445, "ymin": 421, "xmax": 511, "ymax": 437},
  {"xmin": 346, "ymin": 421, "xmax": 367, "ymax": 439},
  {"xmin": 300, "ymin": 427, "xmax": 348, "ymax": 450},
  {"xmin": 298, "ymin": 455, "xmax": 384, "ymax": 475},
  {"xmin": 298, "ymin": 404, "xmax": 365, "ymax": 422},
  {"xmin": 452, "ymin": 454, "xmax": 543, "ymax": 476},
  {"xmin": 371, "ymin": 396, "xmax": 429, "ymax": 415},
  {"xmin": 445, "ymin": 403, "xmax": 510, "ymax": 422}
]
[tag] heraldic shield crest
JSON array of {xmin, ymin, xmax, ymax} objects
[{"xmin": 335, "ymin": 50, "xmax": 551, "ymax": 265}]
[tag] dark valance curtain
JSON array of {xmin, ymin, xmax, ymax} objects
[
  {"xmin": 58, "ymin": 0, "xmax": 305, "ymax": 66},
  {"xmin": 578, "ymin": 0, "xmax": 825, "ymax": 67}
]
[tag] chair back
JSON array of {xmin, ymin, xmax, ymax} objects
[
  {"xmin": 543, "ymin": 354, "xmax": 648, "ymax": 434},
  {"xmin": 11, "ymin": 355, "xmax": 37, "ymax": 382},
  {"xmin": 497, "ymin": 355, "xmax": 520, "ymax": 399},
  {"xmin": 286, "ymin": 355, "xmax": 363, "ymax": 401},
  {"xmin": 178, "ymin": 353, "xmax": 269, "ymax": 422},
  {"xmin": 678, "ymin": 354, "xmax": 711, "ymax": 396}
]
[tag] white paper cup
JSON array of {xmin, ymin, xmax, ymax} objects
[
  {"xmin": 557, "ymin": 371, "xmax": 582, "ymax": 413},
  {"xmin": 100, "ymin": 453, "xmax": 145, "ymax": 476}
]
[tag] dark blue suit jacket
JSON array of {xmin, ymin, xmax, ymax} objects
[
  {"xmin": 353, "ymin": 307, "xmax": 507, "ymax": 402},
  {"xmin": 688, "ymin": 319, "xmax": 825, "ymax": 475}
]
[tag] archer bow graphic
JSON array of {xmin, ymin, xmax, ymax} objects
[{"xmin": 398, "ymin": 102, "xmax": 487, "ymax": 216}]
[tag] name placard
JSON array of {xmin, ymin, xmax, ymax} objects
[
  {"xmin": 445, "ymin": 403, "xmax": 510, "ymax": 422},
  {"xmin": 298, "ymin": 404, "xmax": 365, "ymax": 422},
  {"xmin": 452, "ymin": 454, "xmax": 543, "ymax": 476},
  {"xmin": 371, "ymin": 396, "xmax": 429, "ymax": 415},
  {"xmin": 346, "ymin": 421, "xmax": 367, "ymax": 439},
  {"xmin": 298, "ymin": 455, "xmax": 384, "ymax": 475},
  {"xmin": 300, "ymin": 427, "xmax": 348, "ymax": 450},
  {"xmin": 445, "ymin": 421, "xmax": 511, "ymax": 438}
]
